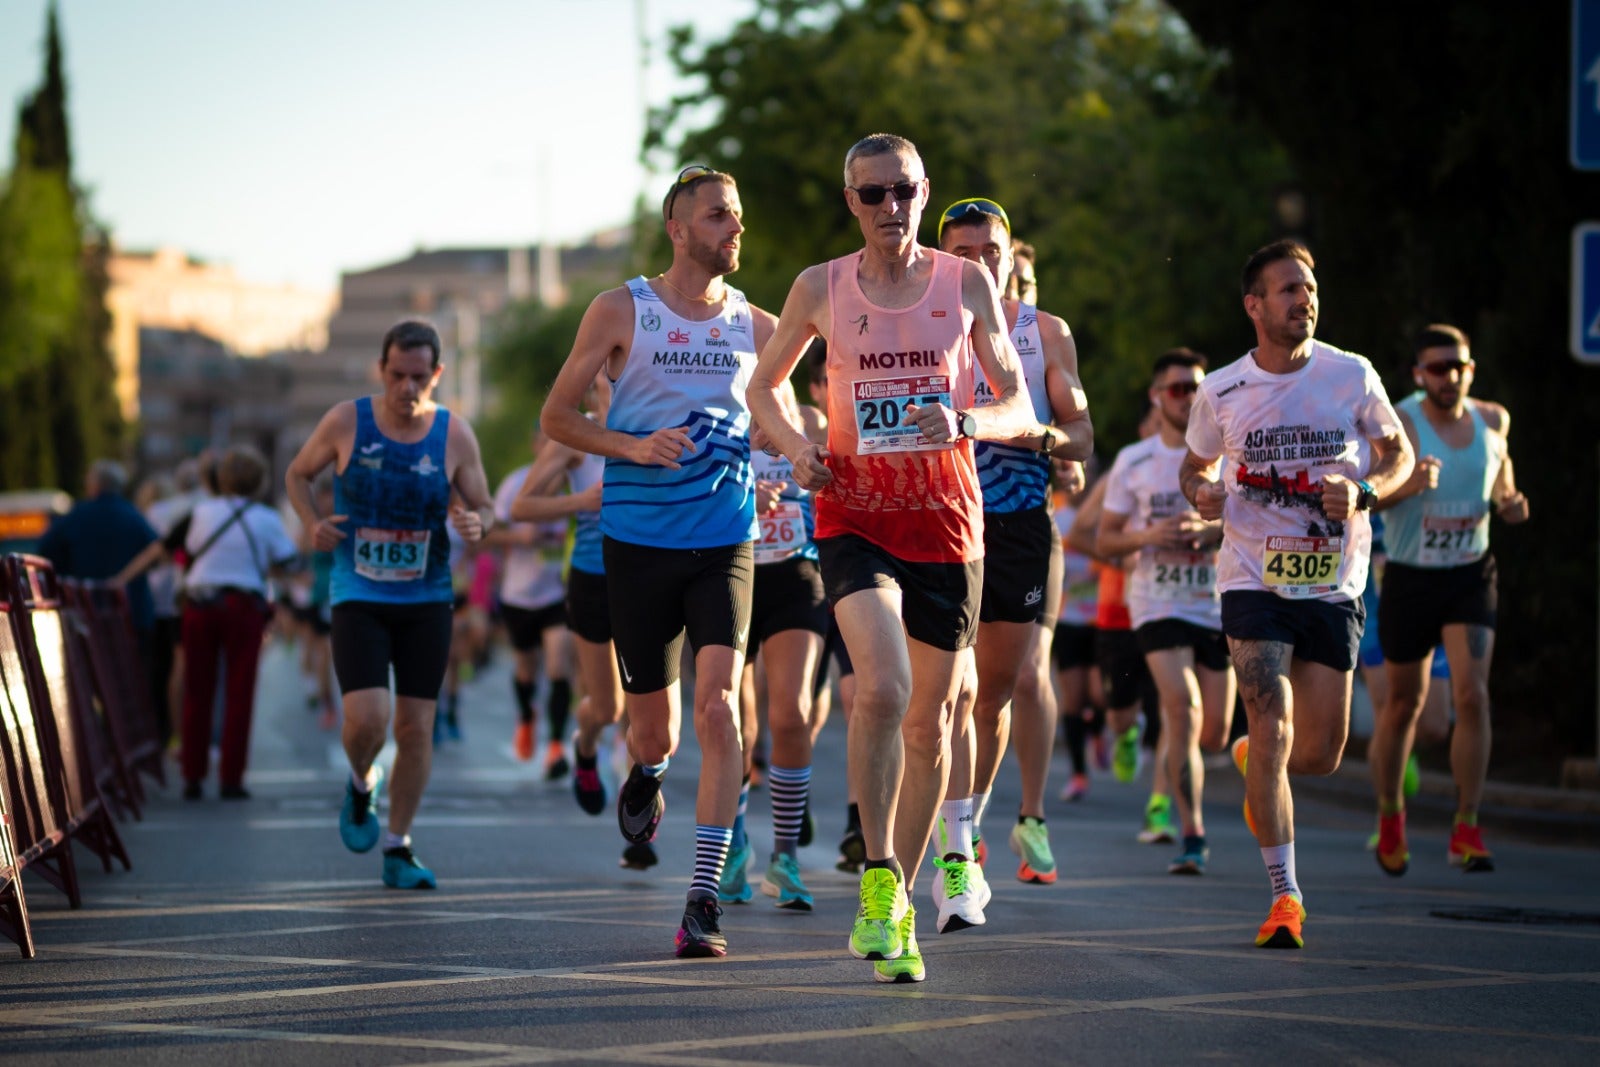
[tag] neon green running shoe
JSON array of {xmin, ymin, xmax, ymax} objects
[
  {"xmin": 1403, "ymin": 753, "xmax": 1420, "ymax": 798},
  {"xmin": 1113, "ymin": 725, "xmax": 1141, "ymax": 783},
  {"xmin": 873, "ymin": 904, "xmax": 925, "ymax": 983},
  {"xmin": 1009, "ymin": 816, "xmax": 1057, "ymax": 884},
  {"xmin": 1137, "ymin": 796, "xmax": 1177, "ymax": 844},
  {"xmin": 849, "ymin": 868, "xmax": 907, "ymax": 960}
]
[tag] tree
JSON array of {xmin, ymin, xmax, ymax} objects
[
  {"xmin": 475, "ymin": 296, "xmax": 597, "ymax": 487},
  {"xmin": 1167, "ymin": 0, "xmax": 1600, "ymax": 777},
  {"xmin": 649, "ymin": 0, "xmax": 1292, "ymax": 448}
]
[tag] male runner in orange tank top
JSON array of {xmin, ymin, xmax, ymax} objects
[{"xmin": 749, "ymin": 133, "xmax": 1091, "ymax": 984}]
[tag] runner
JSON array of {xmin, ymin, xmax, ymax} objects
[
  {"xmin": 936, "ymin": 201, "xmax": 1092, "ymax": 895},
  {"xmin": 1052, "ymin": 457, "xmax": 1102, "ymax": 802},
  {"xmin": 1097, "ymin": 349, "xmax": 1236, "ymax": 875},
  {"xmin": 285, "ymin": 319, "xmax": 496, "ymax": 890},
  {"xmin": 490, "ymin": 434, "xmax": 575, "ymax": 776},
  {"xmin": 748, "ymin": 133, "xmax": 1083, "ymax": 983},
  {"xmin": 540, "ymin": 164, "xmax": 776, "ymax": 957},
  {"xmin": 1369, "ymin": 323, "xmax": 1527, "ymax": 875},
  {"xmin": 1180, "ymin": 240, "xmax": 1413, "ymax": 948}
]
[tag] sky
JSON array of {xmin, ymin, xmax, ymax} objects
[{"xmin": 0, "ymin": 0, "xmax": 757, "ymax": 292}]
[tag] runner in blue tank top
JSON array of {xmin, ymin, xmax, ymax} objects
[
  {"xmin": 936, "ymin": 202, "xmax": 1092, "ymax": 922},
  {"xmin": 540, "ymin": 166, "xmax": 779, "ymax": 960},
  {"xmin": 286, "ymin": 320, "xmax": 494, "ymax": 891},
  {"xmin": 1369, "ymin": 323, "xmax": 1528, "ymax": 877}
]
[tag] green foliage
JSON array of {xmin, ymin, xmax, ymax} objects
[
  {"xmin": 475, "ymin": 295, "xmax": 599, "ymax": 487},
  {"xmin": 0, "ymin": 143, "xmax": 81, "ymax": 391},
  {"xmin": 647, "ymin": 0, "xmax": 1292, "ymax": 448}
]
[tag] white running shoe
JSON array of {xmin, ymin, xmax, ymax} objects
[{"xmin": 931, "ymin": 855, "xmax": 991, "ymax": 933}]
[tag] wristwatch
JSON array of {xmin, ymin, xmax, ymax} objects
[
  {"xmin": 1355, "ymin": 479, "xmax": 1377, "ymax": 511},
  {"xmin": 954, "ymin": 409, "xmax": 977, "ymax": 441},
  {"xmin": 1039, "ymin": 427, "xmax": 1056, "ymax": 454}
]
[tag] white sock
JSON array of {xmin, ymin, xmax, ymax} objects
[
  {"xmin": 1260, "ymin": 843, "xmax": 1301, "ymax": 902},
  {"xmin": 351, "ymin": 768, "xmax": 373, "ymax": 793},
  {"xmin": 939, "ymin": 797, "xmax": 974, "ymax": 859},
  {"xmin": 972, "ymin": 791, "xmax": 992, "ymax": 834},
  {"xmin": 382, "ymin": 831, "xmax": 410, "ymax": 851}
]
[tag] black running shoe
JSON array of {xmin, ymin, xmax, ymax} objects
[
  {"xmin": 617, "ymin": 764, "xmax": 665, "ymax": 844},
  {"xmin": 573, "ymin": 758, "xmax": 606, "ymax": 815},
  {"xmin": 798, "ymin": 795, "xmax": 814, "ymax": 848},
  {"xmin": 620, "ymin": 841, "xmax": 659, "ymax": 870},
  {"xmin": 675, "ymin": 897, "xmax": 728, "ymax": 958},
  {"xmin": 836, "ymin": 826, "xmax": 866, "ymax": 873}
]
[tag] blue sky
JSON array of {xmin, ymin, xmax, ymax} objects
[{"xmin": 0, "ymin": 0, "xmax": 755, "ymax": 291}]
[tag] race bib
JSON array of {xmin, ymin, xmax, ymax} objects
[
  {"xmin": 1261, "ymin": 535, "xmax": 1341, "ymax": 597},
  {"xmin": 755, "ymin": 502, "xmax": 805, "ymax": 565},
  {"xmin": 354, "ymin": 528, "xmax": 431, "ymax": 582},
  {"xmin": 853, "ymin": 375, "xmax": 954, "ymax": 455},
  {"xmin": 1145, "ymin": 549, "xmax": 1217, "ymax": 600},
  {"xmin": 1419, "ymin": 502, "xmax": 1487, "ymax": 567}
]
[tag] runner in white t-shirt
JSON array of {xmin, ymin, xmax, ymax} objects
[
  {"xmin": 1097, "ymin": 349, "xmax": 1235, "ymax": 877},
  {"xmin": 1180, "ymin": 240, "xmax": 1412, "ymax": 951}
]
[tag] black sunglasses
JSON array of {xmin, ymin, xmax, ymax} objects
[
  {"xmin": 852, "ymin": 181, "xmax": 921, "ymax": 206},
  {"xmin": 1162, "ymin": 382, "xmax": 1200, "ymax": 398},
  {"xmin": 663, "ymin": 163, "xmax": 719, "ymax": 221},
  {"xmin": 1420, "ymin": 359, "xmax": 1473, "ymax": 377}
]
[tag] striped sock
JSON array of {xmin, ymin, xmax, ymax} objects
[
  {"xmin": 690, "ymin": 824, "xmax": 734, "ymax": 901},
  {"xmin": 731, "ymin": 777, "xmax": 750, "ymax": 851},
  {"xmin": 769, "ymin": 764, "xmax": 810, "ymax": 857}
]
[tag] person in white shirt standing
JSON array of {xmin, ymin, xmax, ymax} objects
[
  {"xmin": 1097, "ymin": 349, "xmax": 1234, "ymax": 877},
  {"xmin": 1179, "ymin": 240, "xmax": 1413, "ymax": 949}
]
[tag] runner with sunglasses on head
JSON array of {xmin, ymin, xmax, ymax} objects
[
  {"xmin": 1368, "ymin": 324, "xmax": 1527, "ymax": 876},
  {"xmin": 749, "ymin": 134, "xmax": 1089, "ymax": 983},
  {"xmin": 540, "ymin": 164, "xmax": 778, "ymax": 959},
  {"xmin": 1096, "ymin": 349, "xmax": 1236, "ymax": 876},
  {"xmin": 1180, "ymin": 240, "xmax": 1413, "ymax": 949},
  {"xmin": 935, "ymin": 201, "xmax": 1092, "ymax": 910}
]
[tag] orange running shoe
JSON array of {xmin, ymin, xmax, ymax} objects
[
  {"xmin": 1447, "ymin": 821, "xmax": 1495, "ymax": 872},
  {"xmin": 1255, "ymin": 894, "xmax": 1305, "ymax": 949},
  {"xmin": 513, "ymin": 722, "xmax": 534, "ymax": 762},
  {"xmin": 1232, "ymin": 736, "xmax": 1257, "ymax": 838},
  {"xmin": 1375, "ymin": 810, "xmax": 1409, "ymax": 876}
]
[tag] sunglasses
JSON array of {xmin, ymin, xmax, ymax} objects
[
  {"xmin": 852, "ymin": 180, "xmax": 922, "ymax": 206},
  {"xmin": 663, "ymin": 163, "xmax": 720, "ymax": 221},
  {"xmin": 1420, "ymin": 359, "xmax": 1473, "ymax": 377},
  {"xmin": 1161, "ymin": 382, "xmax": 1200, "ymax": 398},
  {"xmin": 937, "ymin": 197, "xmax": 1012, "ymax": 242}
]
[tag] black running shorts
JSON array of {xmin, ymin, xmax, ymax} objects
[
  {"xmin": 1052, "ymin": 622, "xmax": 1096, "ymax": 671},
  {"xmin": 1136, "ymin": 617, "xmax": 1231, "ymax": 672},
  {"xmin": 1220, "ymin": 589, "xmax": 1365, "ymax": 673},
  {"xmin": 1095, "ymin": 627, "xmax": 1150, "ymax": 708},
  {"xmin": 751, "ymin": 555, "xmax": 828, "ymax": 649},
  {"xmin": 501, "ymin": 600, "xmax": 566, "ymax": 652},
  {"xmin": 978, "ymin": 505, "xmax": 1057, "ymax": 625},
  {"xmin": 1377, "ymin": 555, "xmax": 1497, "ymax": 664},
  {"xmin": 565, "ymin": 567, "xmax": 611, "ymax": 645},
  {"xmin": 816, "ymin": 533, "xmax": 981, "ymax": 652},
  {"xmin": 331, "ymin": 600, "xmax": 453, "ymax": 699}
]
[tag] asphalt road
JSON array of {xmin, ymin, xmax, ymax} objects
[{"xmin": 4, "ymin": 638, "xmax": 1597, "ymax": 1065}]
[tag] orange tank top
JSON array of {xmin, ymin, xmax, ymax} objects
[
  {"xmin": 1094, "ymin": 562, "xmax": 1131, "ymax": 631},
  {"xmin": 815, "ymin": 248, "xmax": 983, "ymax": 563}
]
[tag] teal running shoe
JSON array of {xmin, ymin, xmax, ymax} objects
[
  {"xmin": 719, "ymin": 843, "xmax": 753, "ymax": 904},
  {"xmin": 382, "ymin": 845, "xmax": 437, "ymax": 889},
  {"xmin": 761, "ymin": 852, "xmax": 814, "ymax": 911},
  {"xmin": 339, "ymin": 765, "xmax": 384, "ymax": 854},
  {"xmin": 1168, "ymin": 835, "xmax": 1209, "ymax": 875}
]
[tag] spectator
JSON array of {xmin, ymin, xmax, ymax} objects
[{"xmin": 38, "ymin": 457, "xmax": 161, "ymax": 639}]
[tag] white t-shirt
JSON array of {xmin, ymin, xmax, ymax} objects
[
  {"xmin": 492, "ymin": 465, "xmax": 568, "ymax": 611},
  {"xmin": 1185, "ymin": 341, "xmax": 1402, "ymax": 602},
  {"xmin": 184, "ymin": 496, "xmax": 298, "ymax": 596},
  {"xmin": 1102, "ymin": 436, "xmax": 1221, "ymax": 630}
]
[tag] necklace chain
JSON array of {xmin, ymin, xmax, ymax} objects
[{"xmin": 655, "ymin": 272, "xmax": 725, "ymax": 304}]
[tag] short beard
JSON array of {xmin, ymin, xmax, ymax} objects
[{"xmin": 689, "ymin": 236, "xmax": 738, "ymax": 277}]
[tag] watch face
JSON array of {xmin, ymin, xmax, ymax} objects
[{"xmin": 960, "ymin": 412, "xmax": 977, "ymax": 439}]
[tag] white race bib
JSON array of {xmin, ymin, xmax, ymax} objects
[
  {"xmin": 1144, "ymin": 549, "xmax": 1217, "ymax": 600},
  {"xmin": 1261, "ymin": 535, "xmax": 1341, "ymax": 598},
  {"xmin": 853, "ymin": 375, "xmax": 955, "ymax": 455},
  {"xmin": 1419, "ymin": 501, "xmax": 1487, "ymax": 567},
  {"xmin": 354, "ymin": 528, "xmax": 431, "ymax": 582},
  {"xmin": 755, "ymin": 502, "xmax": 805, "ymax": 565}
]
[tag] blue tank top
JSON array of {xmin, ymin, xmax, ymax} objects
[
  {"xmin": 568, "ymin": 447, "xmax": 606, "ymax": 576},
  {"xmin": 1385, "ymin": 396, "xmax": 1502, "ymax": 568},
  {"xmin": 752, "ymin": 449, "xmax": 818, "ymax": 565},
  {"xmin": 601, "ymin": 277, "xmax": 758, "ymax": 549},
  {"xmin": 973, "ymin": 303, "xmax": 1052, "ymax": 514},
  {"xmin": 330, "ymin": 396, "xmax": 454, "ymax": 604}
]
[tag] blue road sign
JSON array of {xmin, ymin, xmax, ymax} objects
[
  {"xmin": 1573, "ymin": 223, "xmax": 1600, "ymax": 363},
  {"xmin": 1575, "ymin": 0, "xmax": 1600, "ymax": 168}
]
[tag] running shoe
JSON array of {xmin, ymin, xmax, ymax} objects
[
  {"xmin": 1447, "ymin": 821, "xmax": 1495, "ymax": 872},
  {"xmin": 932, "ymin": 855, "xmax": 990, "ymax": 933},
  {"xmin": 836, "ymin": 826, "xmax": 866, "ymax": 873},
  {"xmin": 1059, "ymin": 773, "xmax": 1089, "ymax": 802},
  {"xmin": 798, "ymin": 796, "xmax": 815, "ymax": 848},
  {"xmin": 1112, "ymin": 725, "xmax": 1141, "ymax": 783},
  {"xmin": 1009, "ymin": 816, "xmax": 1058, "ymax": 884},
  {"xmin": 544, "ymin": 740, "xmax": 570, "ymax": 781},
  {"xmin": 617, "ymin": 764, "xmax": 665, "ymax": 844},
  {"xmin": 339, "ymin": 765, "xmax": 384, "ymax": 854},
  {"xmin": 873, "ymin": 904, "xmax": 925, "ymax": 984},
  {"xmin": 1137, "ymin": 797, "xmax": 1177, "ymax": 844},
  {"xmin": 675, "ymin": 897, "xmax": 728, "ymax": 958},
  {"xmin": 1255, "ymin": 893, "xmax": 1305, "ymax": 948},
  {"xmin": 973, "ymin": 828, "xmax": 988, "ymax": 867},
  {"xmin": 620, "ymin": 841, "xmax": 658, "ymax": 870},
  {"xmin": 719, "ymin": 843, "xmax": 753, "ymax": 904},
  {"xmin": 1232, "ymin": 736, "xmax": 1257, "ymax": 838},
  {"xmin": 761, "ymin": 852, "xmax": 814, "ymax": 911},
  {"xmin": 1168, "ymin": 835, "xmax": 1209, "ymax": 875},
  {"xmin": 513, "ymin": 722, "xmax": 534, "ymax": 762},
  {"xmin": 382, "ymin": 845, "xmax": 437, "ymax": 890},
  {"xmin": 1403, "ymin": 753, "xmax": 1420, "ymax": 798},
  {"xmin": 848, "ymin": 868, "xmax": 907, "ymax": 960},
  {"xmin": 1091, "ymin": 731, "xmax": 1111, "ymax": 772},
  {"xmin": 1376, "ymin": 810, "xmax": 1409, "ymax": 876},
  {"xmin": 573, "ymin": 758, "xmax": 606, "ymax": 816}
]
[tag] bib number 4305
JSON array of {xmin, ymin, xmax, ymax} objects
[{"xmin": 1261, "ymin": 535, "xmax": 1341, "ymax": 594}]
